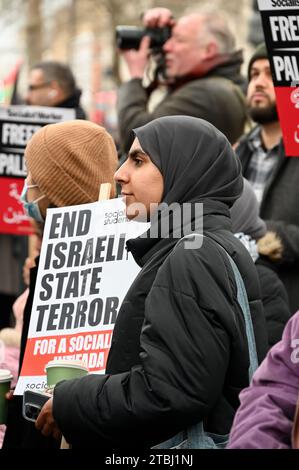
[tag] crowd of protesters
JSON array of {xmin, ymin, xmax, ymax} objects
[{"xmin": 0, "ymin": 5, "xmax": 299, "ymax": 450}]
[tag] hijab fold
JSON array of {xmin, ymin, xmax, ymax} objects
[
  {"xmin": 230, "ymin": 178, "xmax": 266, "ymax": 240},
  {"xmin": 133, "ymin": 116, "xmax": 243, "ymax": 207}
]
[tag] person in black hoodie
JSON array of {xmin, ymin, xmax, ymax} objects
[
  {"xmin": 25, "ymin": 61, "xmax": 86, "ymax": 119},
  {"xmin": 36, "ymin": 116, "xmax": 268, "ymax": 449}
]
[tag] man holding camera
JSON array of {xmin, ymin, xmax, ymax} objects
[{"xmin": 117, "ymin": 7, "xmax": 247, "ymax": 153}]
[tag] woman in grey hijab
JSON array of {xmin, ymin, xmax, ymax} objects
[
  {"xmin": 231, "ymin": 178, "xmax": 266, "ymax": 241},
  {"xmin": 230, "ymin": 178, "xmax": 291, "ymax": 347},
  {"xmin": 36, "ymin": 116, "xmax": 268, "ymax": 449}
]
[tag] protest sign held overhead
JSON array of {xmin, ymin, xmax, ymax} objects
[
  {"xmin": 0, "ymin": 105, "xmax": 75, "ymax": 235},
  {"xmin": 15, "ymin": 197, "xmax": 149, "ymax": 395},
  {"xmin": 258, "ymin": 0, "xmax": 299, "ymax": 156}
]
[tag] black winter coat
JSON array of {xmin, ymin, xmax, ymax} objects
[
  {"xmin": 256, "ymin": 260, "xmax": 291, "ymax": 346},
  {"xmin": 53, "ymin": 209, "xmax": 268, "ymax": 449},
  {"xmin": 237, "ymin": 127, "xmax": 299, "ymax": 313}
]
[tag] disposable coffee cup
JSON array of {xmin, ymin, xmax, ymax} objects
[
  {"xmin": 0, "ymin": 369, "xmax": 13, "ymax": 424},
  {"xmin": 45, "ymin": 360, "xmax": 89, "ymax": 389}
]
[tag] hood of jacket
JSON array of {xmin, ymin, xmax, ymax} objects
[
  {"xmin": 207, "ymin": 50, "xmax": 246, "ymax": 89},
  {"xmin": 169, "ymin": 50, "xmax": 246, "ymax": 93}
]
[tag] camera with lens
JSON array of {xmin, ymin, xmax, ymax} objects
[{"xmin": 116, "ymin": 25, "xmax": 171, "ymax": 50}]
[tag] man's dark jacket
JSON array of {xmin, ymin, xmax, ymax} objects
[
  {"xmin": 237, "ymin": 127, "xmax": 299, "ymax": 314},
  {"xmin": 52, "ymin": 205, "xmax": 268, "ymax": 449},
  {"xmin": 118, "ymin": 51, "xmax": 247, "ymax": 152},
  {"xmin": 256, "ymin": 260, "xmax": 290, "ymax": 346}
]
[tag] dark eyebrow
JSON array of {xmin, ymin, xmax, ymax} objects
[
  {"xmin": 127, "ymin": 149, "xmax": 148, "ymax": 159},
  {"xmin": 251, "ymin": 65, "xmax": 271, "ymax": 75}
]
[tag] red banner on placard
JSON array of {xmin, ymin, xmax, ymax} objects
[
  {"xmin": 0, "ymin": 177, "xmax": 33, "ymax": 235},
  {"xmin": 275, "ymin": 87, "xmax": 299, "ymax": 157},
  {"xmin": 21, "ymin": 330, "xmax": 113, "ymax": 376}
]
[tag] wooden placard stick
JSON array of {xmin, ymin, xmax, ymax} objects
[
  {"xmin": 98, "ymin": 182, "xmax": 112, "ymax": 201},
  {"xmin": 60, "ymin": 436, "xmax": 69, "ymax": 449}
]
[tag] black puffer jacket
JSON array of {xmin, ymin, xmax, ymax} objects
[
  {"xmin": 53, "ymin": 117, "xmax": 268, "ymax": 448},
  {"xmin": 53, "ymin": 207, "xmax": 267, "ymax": 448},
  {"xmin": 256, "ymin": 259, "xmax": 290, "ymax": 347}
]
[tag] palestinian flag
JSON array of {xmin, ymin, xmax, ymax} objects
[{"xmin": 0, "ymin": 60, "xmax": 22, "ymax": 105}]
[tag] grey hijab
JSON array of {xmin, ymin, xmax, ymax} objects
[
  {"xmin": 133, "ymin": 116, "xmax": 243, "ymax": 207},
  {"xmin": 230, "ymin": 178, "xmax": 266, "ymax": 240}
]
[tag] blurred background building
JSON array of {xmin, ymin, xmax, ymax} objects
[{"xmin": 0, "ymin": 0, "xmax": 264, "ymax": 133}]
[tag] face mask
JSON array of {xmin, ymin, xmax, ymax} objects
[{"xmin": 20, "ymin": 182, "xmax": 46, "ymax": 223}]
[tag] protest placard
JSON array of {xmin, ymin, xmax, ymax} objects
[
  {"xmin": 258, "ymin": 0, "xmax": 299, "ymax": 156},
  {"xmin": 0, "ymin": 105, "xmax": 75, "ymax": 234},
  {"xmin": 15, "ymin": 197, "xmax": 149, "ymax": 395}
]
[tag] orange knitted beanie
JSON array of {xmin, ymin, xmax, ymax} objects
[{"xmin": 25, "ymin": 120, "xmax": 118, "ymax": 207}]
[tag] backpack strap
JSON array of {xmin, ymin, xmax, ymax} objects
[
  {"xmin": 224, "ymin": 251, "xmax": 259, "ymax": 380},
  {"xmin": 174, "ymin": 233, "xmax": 259, "ymax": 380}
]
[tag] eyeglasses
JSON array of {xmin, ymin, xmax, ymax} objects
[{"xmin": 28, "ymin": 82, "xmax": 51, "ymax": 92}]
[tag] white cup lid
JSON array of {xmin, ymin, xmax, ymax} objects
[
  {"xmin": 45, "ymin": 360, "xmax": 89, "ymax": 372},
  {"xmin": 0, "ymin": 369, "xmax": 13, "ymax": 383}
]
